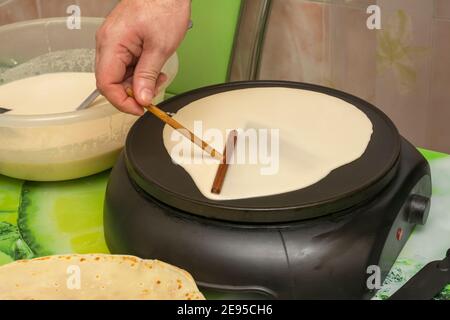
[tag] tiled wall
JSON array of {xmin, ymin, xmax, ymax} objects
[
  {"xmin": 0, "ymin": 0, "xmax": 118, "ymax": 25},
  {"xmin": 259, "ymin": 0, "xmax": 450, "ymax": 153}
]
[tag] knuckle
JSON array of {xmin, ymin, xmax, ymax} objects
[
  {"xmin": 96, "ymin": 22, "xmax": 113, "ymax": 42},
  {"xmin": 96, "ymin": 79, "xmax": 107, "ymax": 93},
  {"xmin": 135, "ymin": 69, "xmax": 159, "ymax": 82},
  {"xmin": 155, "ymin": 45, "xmax": 173, "ymax": 57}
]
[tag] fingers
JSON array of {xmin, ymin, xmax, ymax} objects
[
  {"xmin": 104, "ymin": 84, "xmax": 144, "ymax": 116},
  {"xmin": 96, "ymin": 45, "xmax": 144, "ymax": 116},
  {"xmin": 132, "ymin": 49, "xmax": 168, "ymax": 106}
]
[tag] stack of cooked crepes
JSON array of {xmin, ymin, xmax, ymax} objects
[{"xmin": 0, "ymin": 254, "xmax": 204, "ymax": 300}]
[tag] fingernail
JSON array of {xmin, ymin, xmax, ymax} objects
[{"xmin": 139, "ymin": 88, "xmax": 153, "ymax": 105}]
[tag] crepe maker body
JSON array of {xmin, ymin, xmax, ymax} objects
[{"xmin": 104, "ymin": 81, "xmax": 432, "ymax": 299}]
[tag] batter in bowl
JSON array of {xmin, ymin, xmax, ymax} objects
[
  {"xmin": 0, "ymin": 72, "xmax": 136, "ymax": 181},
  {"xmin": 0, "ymin": 72, "xmax": 104, "ymax": 115}
]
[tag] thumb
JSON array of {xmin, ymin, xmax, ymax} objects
[{"xmin": 133, "ymin": 50, "xmax": 167, "ymax": 106}]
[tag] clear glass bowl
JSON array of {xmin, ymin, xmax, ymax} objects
[{"xmin": 0, "ymin": 17, "xmax": 178, "ymax": 181}]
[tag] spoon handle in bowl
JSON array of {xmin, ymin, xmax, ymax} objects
[{"xmin": 76, "ymin": 89, "xmax": 100, "ymax": 111}]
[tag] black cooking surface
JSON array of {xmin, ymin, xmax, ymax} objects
[{"xmin": 125, "ymin": 81, "xmax": 401, "ymax": 223}]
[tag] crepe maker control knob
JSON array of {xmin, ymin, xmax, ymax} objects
[{"xmin": 406, "ymin": 194, "xmax": 430, "ymax": 225}]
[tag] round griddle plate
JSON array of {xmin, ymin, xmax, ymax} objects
[{"xmin": 125, "ymin": 81, "xmax": 401, "ymax": 223}]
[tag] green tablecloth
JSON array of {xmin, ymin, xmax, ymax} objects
[
  {"xmin": 0, "ymin": 149, "xmax": 449, "ymax": 299},
  {"xmin": 374, "ymin": 149, "xmax": 449, "ymax": 299}
]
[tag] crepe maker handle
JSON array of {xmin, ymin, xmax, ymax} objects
[{"xmin": 389, "ymin": 248, "xmax": 450, "ymax": 300}]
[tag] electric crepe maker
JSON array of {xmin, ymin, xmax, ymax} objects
[{"xmin": 104, "ymin": 81, "xmax": 431, "ymax": 299}]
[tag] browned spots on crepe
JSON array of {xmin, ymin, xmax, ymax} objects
[
  {"xmin": 122, "ymin": 256, "xmax": 138, "ymax": 264},
  {"xmin": 36, "ymin": 257, "xmax": 50, "ymax": 261}
]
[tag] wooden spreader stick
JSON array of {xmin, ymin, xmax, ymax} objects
[
  {"xmin": 211, "ymin": 130, "xmax": 239, "ymax": 195},
  {"xmin": 126, "ymin": 88, "xmax": 223, "ymax": 161}
]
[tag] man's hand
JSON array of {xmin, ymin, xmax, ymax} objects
[{"xmin": 96, "ymin": 0, "xmax": 191, "ymax": 115}]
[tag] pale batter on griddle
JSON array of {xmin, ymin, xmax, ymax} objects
[{"xmin": 163, "ymin": 88, "xmax": 373, "ymax": 200}]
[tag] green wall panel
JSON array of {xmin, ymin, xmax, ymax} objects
[
  {"xmin": 418, "ymin": 148, "xmax": 448, "ymax": 161},
  {"xmin": 167, "ymin": 0, "xmax": 242, "ymax": 95}
]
